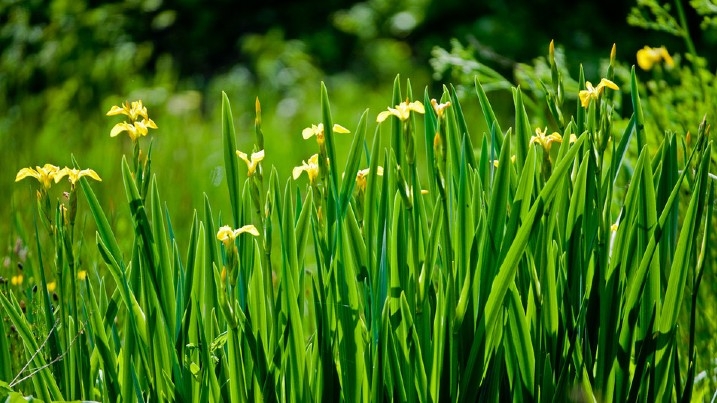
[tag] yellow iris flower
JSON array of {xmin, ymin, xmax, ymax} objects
[
  {"xmin": 109, "ymin": 120, "xmax": 158, "ymax": 141},
  {"xmin": 106, "ymin": 100, "xmax": 149, "ymax": 121},
  {"xmin": 302, "ymin": 123, "xmax": 350, "ymax": 145},
  {"xmin": 636, "ymin": 46, "xmax": 674, "ymax": 71},
  {"xmin": 107, "ymin": 100, "xmax": 158, "ymax": 140},
  {"xmin": 530, "ymin": 128, "xmax": 564, "ymax": 151},
  {"xmin": 56, "ymin": 167, "xmax": 102, "ymax": 185},
  {"xmin": 430, "ymin": 99, "xmax": 451, "ymax": 118},
  {"xmin": 356, "ymin": 166, "xmax": 384, "ymax": 192},
  {"xmin": 236, "ymin": 149, "xmax": 265, "ymax": 177},
  {"xmin": 15, "ymin": 164, "xmax": 62, "ymax": 189},
  {"xmin": 377, "ymin": 99, "xmax": 425, "ymax": 123},
  {"xmin": 578, "ymin": 78, "xmax": 619, "ymax": 108},
  {"xmin": 292, "ymin": 154, "xmax": 321, "ymax": 183},
  {"xmin": 217, "ymin": 225, "xmax": 260, "ymax": 245}
]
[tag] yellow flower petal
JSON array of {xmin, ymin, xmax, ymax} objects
[
  {"xmin": 376, "ymin": 111, "xmax": 391, "ymax": 123},
  {"xmin": 293, "ymin": 154, "xmax": 320, "ymax": 182},
  {"xmin": 144, "ymin": 118, "xmax": 158, "ymax": 129},
  {"xmin": 408, "ymin": 100, "xmax": 425, "ymax": 114},
  {"xmin": 597, "ymin": 78, "xmax": 619, "ymax": 91},
  {"xmin": 636, "ymin": 46, "xmax": 671, "ymax": 71},
  {"xmin": 236, "ymin": 149, "xmax": 264, "ymax": 176},
  {"xmin": 217, "ymin": 225, "xmax": 235, "ymax": 242},
  {"xmin": 106, "ymin": 104, "xmax": 127, "ymax": 116},
  {"xmin": 133, "ymin": 121, "xmax": 150, "ymax": 137},
  {"xmin": 15, "ymin": 167, "xmax": 40, "ymax": 182},
  {"xmin": 302, "ymin": 124, "xmax": 321, "ymax": 139},
  {"xmin": 217, "ymin": 224, "xmax": 259, "ymax": 243},
  {"xmin": 637, "ymin": 47, "xmax": 655, "ymax": 71},
  {"xmin": 235, "ymin": 225, "xmax": 260, "ymax": 237},
  {"xmin": 660, "ymin": 47, "xmax": 674, "ymax": 68},
  {"xmin": 356, "ymin": 166, "xmax": 384, "ymax": 191},
  {"xmin": 546, "ymin": 133, "xmax": 563, "ymax": 144},
  {"xmin": 292, "ymin": 166, "xmax": 306, "ymax": 180},
  {"xmin": 377, "ymin": 99, "xmax": 425, "ymax": 123},
  {"xmin": 110, "ymin": 122, "xmax": 130, "ymax": 138},
  {"xmin": 131, "ymin": 100, "xmax": 149, "ymax": 120},
  {"xmin": 578, "ymin": 90, "xmax": 591, "ymax": 108},
  {"xmin": 251, "ymin": 150, "xmax": 265, "ymax": 162},
  {"xmin": 332, "ymin": 124, "xmax": 350, "ymax": 134}
]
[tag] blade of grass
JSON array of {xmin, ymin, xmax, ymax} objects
[
  {"xmin": 449, "ymin": 84, "xmax": 476, "ymax": 169},
  {"xmin": 150, "ymin": 177, "xmax": 177, "ymax": 334},
  {"xmin": 512, "ymin": 86, "xmax": 531, "ymax": 174},
  {"xmin": 506, "ymin": 284, "xmax": 535, "ymax": 397},
  {"xmin": 475, "ymin": 77, "xmax": 504, "ymax": 151},
  {"xmin": 339, "ymin": 109, "xmax": 368, "ymax": 216},
  {"xmin": 222, "ymin": 92, "xmax": 241, "ymax": 228}
]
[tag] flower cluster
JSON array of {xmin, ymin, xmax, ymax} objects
[
  {"xmin": 16, "ymin": 164, "xmax": 101, "ymax": 189},
  {"xmin": 106, "ymin": 100, "xmax": 158, "ymax": 141}
]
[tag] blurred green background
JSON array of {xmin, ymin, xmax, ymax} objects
[{"xmin": 2, "ymin": 0, "xmax": 712, "ymax": 254}]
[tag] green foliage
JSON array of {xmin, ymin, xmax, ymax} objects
[
  {"xmin": 2, "ymin": 36, "xmax": 716, "ymax": 401},
  {"xmin": 2, "ymin": 1, "xmax": 717, "ymax": 400},
  {"xmin": 0, "ymin": 0, "xmax": 155, "ymax": 116},
  {"xmin": 431, "ymin": 11, "xmax": 717, "ymax": 393},
  {"xmin": 628, "ymin": 0, "xmax": 686, "ymax": 36}
]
